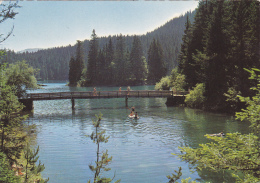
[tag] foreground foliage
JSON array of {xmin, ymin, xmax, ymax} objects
[
  {"xmin": 185, "ymin": 83, "xmax": 205, "ymax": 109},
  {"xmin": 88, "ymin": 113, "xmax": 120, "ymax": 183},
  {"xmin": 0, "ymin": 52, "xmax": 48, "ymax": 182},
  {"xmin": 0, "ymin": 2, "xmax": 20, "ymax": 43},
  {"xmin": 5, "ymin": 60, "xmax": 39, "ymax": 98},
  {"xmin": 0, "ymin": 152, "xmax": 20, "ymax": 183}
]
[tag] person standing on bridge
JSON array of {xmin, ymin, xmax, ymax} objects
[
  {"xmin": 119, "ymin": 87, "xmax": 122, "ymax": 95},
  {"xmin": 127, "ymin": 86, "xmax": 130, "ymax": 95},
  {"xmin": 93, "ymin": 87, "xmax": 97, "ymax": 96}
]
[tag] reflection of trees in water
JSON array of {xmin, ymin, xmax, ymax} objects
[
  {"xmin": 181, "ymin": 108, "xmax": 250, "ymax": 148},
  {"xmin": 181, "ymin": 108, "xmax": 249, "ymax": 183}
]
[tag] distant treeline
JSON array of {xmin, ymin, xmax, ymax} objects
[{"xmin": 2, "ymin": 11, "xmax": 195, "ymax": 82}]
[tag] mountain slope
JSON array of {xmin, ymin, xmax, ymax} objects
[{"xmin": 5, "ymin": 10, "xmax": 195, "ymax": 81}]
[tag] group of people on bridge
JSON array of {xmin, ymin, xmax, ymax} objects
[{"xmin": 92, "ymin": 86, "xmax": 131, "ymax": 96}]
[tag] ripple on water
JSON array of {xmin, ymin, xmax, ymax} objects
[{"xmin": 28, "ymin": 84, "xmax": 250, "ymax": 183}]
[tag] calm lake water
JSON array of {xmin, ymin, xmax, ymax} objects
[{"xmin": 27, "ymin": 82, "xmax": 250, "ymax": 183}]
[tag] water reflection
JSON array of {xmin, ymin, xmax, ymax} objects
[{"xmin": 28, "ymin": 83, "xmax": 250, "ymax": 183}]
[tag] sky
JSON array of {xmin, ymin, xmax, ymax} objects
[{"xmin": 0, "ymin": 1, "xmax": 198, "ymax": 52}]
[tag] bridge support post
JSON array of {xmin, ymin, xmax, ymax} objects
[
  {"xmin": 125, "ymin": 96, "xmax": 128, "ymax": 107},
  {"xmin": 19, "ymin": 99, "xmax": 34, "ymax": 111},
  {"xmin": 71, "ymin": 99, "xmax": 75, "ymax": 110}
]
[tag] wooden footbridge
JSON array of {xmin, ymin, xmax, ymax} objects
[{"xmin": 19, "ymin": 90, "xmax": 189, "ymax": 110}]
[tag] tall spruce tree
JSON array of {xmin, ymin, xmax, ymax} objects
[
  {"xmin": 178, "ymin": 15, "xmax": 192, "ymax": 89},
  {"xmin": 87, "ymin": 29, "xmax": 99, "ymax": 85},
  {"xmin": 147, "ymin": 39, "xmax": 166, "ymax": 84},
  {"xmin": 68, "ymin": 56, "xmax": 77, "ymax": 86},
  {"xmin": 96, "ymin": 48, "xmax": 105, "ymax": 84},
  {"xmin": 129, "ymin": 35, "xmax": 147, "ymax": 84},
  {"xmin": 104, "ymin": 38, "xmax": 114, "ymax": 85},
  {"xmin": 203, "ymin": 0, "xmax": 228, "ymax": 109},
  {"xmin": 75, "ymin": 40, "xmax": 85, "ymax": 83},
  {"xmin": 180, "ymin": 1, "xmax": 210, "ymax": 88},
  {"xmin": 114, "ymin": 34, "xmax": 127, "ymax": 85}
]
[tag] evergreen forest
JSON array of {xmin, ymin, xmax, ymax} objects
[
  {"xmin": 2, "ymin": 11, "xmax": 195, "ymax": 84},
  {"xmin": 156, "ymin": 0, "xmax": 260, "ymax": 113},
  {"xmin": 2, "ymin": 1, "xmax": 260, "ymax": 182}
]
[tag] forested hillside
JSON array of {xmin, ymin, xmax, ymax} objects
[{"xmin": 2, "ymin": 11, "xmax": 195, "ymax": 81}]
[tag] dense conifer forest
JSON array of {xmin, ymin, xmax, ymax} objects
[
  {"xmin": 2, "ymin": 11, "xmax": 195, "ymax": 82},
  {"xmin": 175, "ymin": 1, "xmax": 260, "ymax": 182},
  {"xmin": 177, "ymin": 0, "xmax": 259, "ymax": 112}
]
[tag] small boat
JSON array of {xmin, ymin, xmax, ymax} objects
[
  {"xmin": 208, "ymin": 132, "xmax": 225, "ymax": 137},
  {"xmin": 128, "ymin": 115, "xmax": 139, "ymax": 119}
]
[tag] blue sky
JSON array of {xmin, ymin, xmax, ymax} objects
[{"xmin": 0, "ymin": 1, "xmax": 198, "ymax": 52}]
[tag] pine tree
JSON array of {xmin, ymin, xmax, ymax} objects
[
  {"xmin": 68, "ymin": 56, "xmax": 77, "ymax": 86},
  {"xmin": 105, "ymin": 38, "xmax": 114, "ymax": 85},
  {"xmin": 129, "ymin": 35, "xmax": 147, "ymax": 84},
  {"xmin": 147, "ymin": 39, "xmax": 166, "ymax": 84},
  {"xmin": 24, "ymin": 144, "xmax": 48, "ymax": 182},
  {"xmin": 75, "ymin": 40, "xmax": 85, "ymax": 83},
  {"xmin": 96, "ymin": 48, "xmax": 105, "ymax": 84},
  {"xmin": 0, "ymin": 84, "xmax": 27, "ymax": 161},
  {"xmin": 203, "ymin": 0, "xmax": 228, "ymax": 108},
  {"xmin": 178, "ymin": 15, "xmax": 192, "ymax": 88},
  {"xmin": 88, "ymin": 113, "xmax": 120, "ymax": 183},
  {"xmin": 114, "ymin": 34, "xmax": 127, "ymax": 85},
  {"xmin": 180, "ymin": 1, "xmax": 210, "ymax": 88},
  {"xmin": 87, "ymin": 29, "xmax": 99, "ymax": 85}
]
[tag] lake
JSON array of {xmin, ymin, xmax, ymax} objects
[{"xmin": 27, "ymin": 82, "xmax": 250, "ymax": 183}]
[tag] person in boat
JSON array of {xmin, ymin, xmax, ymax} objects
[
  {"xmin": 129, "ymin": 111, "xmax": 134, "ymax": 117},
  {"xmin": 129, "ymin": 107, "xmax": 135, "ymax": 116},
  {"xmin": 134, "ymin": 112, "xmax": 139, "ymax": 118}
]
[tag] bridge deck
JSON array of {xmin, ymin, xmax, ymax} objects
[{"xmin": 22, "ymin": 90, "xmax": 188, "ymax": 101}]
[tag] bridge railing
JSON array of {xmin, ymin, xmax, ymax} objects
[{"xmin": 23, "ymin": 90, "xmax": 189, "ymax": 100}]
